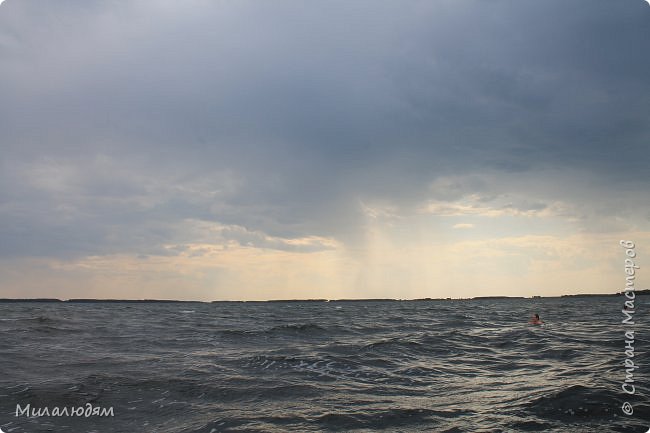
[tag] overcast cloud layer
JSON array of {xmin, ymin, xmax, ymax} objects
[{"xmin": 1, "ymin": 0, "xmax": 649, "ymax": 300}]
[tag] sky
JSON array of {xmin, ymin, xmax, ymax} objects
[{"xmin": 1, "ymin": 0, "xmax": 649, "ymax": 301}]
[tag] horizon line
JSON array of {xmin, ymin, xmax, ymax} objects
[{"xmin": 1, "ymin": 290, "xmax": 646, "ymax": 303}]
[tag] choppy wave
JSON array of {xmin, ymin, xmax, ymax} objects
[{"xmin": 0, "ymin": 297, "xmax": 648, "ymax": 432}]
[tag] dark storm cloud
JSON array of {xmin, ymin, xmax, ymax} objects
[{"xmin": 0, "ymin": 0, "xmax": 649, "ymax": 258}]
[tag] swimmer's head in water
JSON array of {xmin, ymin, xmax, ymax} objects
[{"xmin": 534, "ymin": 314, "xmax": 540, "ymax": 320}]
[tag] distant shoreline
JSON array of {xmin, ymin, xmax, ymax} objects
[{"xmin": 0, "ymin": 290, "xmax": 648, "ymax": 303}]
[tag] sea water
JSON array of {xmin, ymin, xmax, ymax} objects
[{"xmin": 0, "ymin": 297, "xmax": 648, "ymax": 432}]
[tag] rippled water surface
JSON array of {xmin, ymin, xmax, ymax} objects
[{"xmin": 1, "ymin": 297, "xmax": 649, "ymax": 432}]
